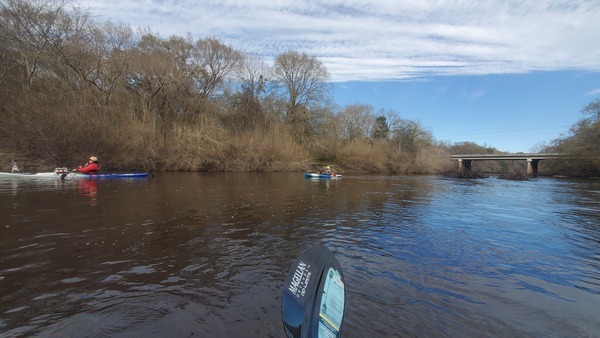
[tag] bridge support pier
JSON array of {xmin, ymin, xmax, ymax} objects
[
  {"xmin": 527, "ymin": 159, "xmax": 539, "ymax": 177},
  {"xmin": 457, "ymin": 159, "xmax": 472, "ymax": 174}
]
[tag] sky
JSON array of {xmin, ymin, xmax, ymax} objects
[{"xmin": 77, "ymin": 0, "xmax": 600, "ymax": 153}]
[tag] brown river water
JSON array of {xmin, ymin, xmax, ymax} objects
[{"xmin": 1, "ymin": 172, "xmax": 599, "ymax": 337}]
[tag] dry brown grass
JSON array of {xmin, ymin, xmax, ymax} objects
[
  {"xmin": 146, "ymin": 121, "xmax": 309, "ymax": 172},
  {"xmin": 2, "ymin": 92, "xmax": 448, "ymax": 174},
  {"xmin": 334, "ymin": 140, "xmax": 390, "ymax": 172},
  {"xmin": 309, "ymin": 138, "xmax": 455, "ymax": 174},
  {"xmin": 156, "ymin": 119, "xmax": 227, "ymax": 171},
  {"xmin": 412, "ymin": 146, "xmax": 454, "ymax": 174},
  {"xmin": 222, "ymin": 127, "xmax": 309, "ymax": 171}
]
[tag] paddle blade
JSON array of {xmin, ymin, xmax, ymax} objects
[{"xmin": 282, "ymin": 244, "xmax": 345, "ymax": 338}]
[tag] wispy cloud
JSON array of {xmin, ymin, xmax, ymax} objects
[
  {"xmin": 585, "ymin": 88, "xmax": 600, "ymax": 96},
  {"xmin": 469, "ymin": 89, "xmax": 486, "ymax": 100},
  {"xmin": 77, "ymin": 0, "xmax": 600, "ymax": 82}
]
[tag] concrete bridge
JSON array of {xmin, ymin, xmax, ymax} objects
[{"xmin": 451, "ymin": 153, "xmax": 562, "ymax": 176}]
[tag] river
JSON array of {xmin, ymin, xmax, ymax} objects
[{"xmin": 1, "ymin": 173, "xmax": 599, "ymax": 337}]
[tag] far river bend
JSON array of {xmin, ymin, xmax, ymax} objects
[{"xmin": 1, "ymin": 173, "xmax": 599, "ymax": 337}]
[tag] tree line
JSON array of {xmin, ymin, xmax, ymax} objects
[
  {"xmin": 0, "ymin": 0, "xmax": 450, "ymax": 173},
  {"xmin": 544, "ymin": 98, "xmax": 600, "ymax": 176},
  {"xmin": 1, "ymin": 0, "xmax": 597, "ymax": 176}
]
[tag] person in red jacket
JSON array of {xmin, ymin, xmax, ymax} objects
[{"xmin": 73, "ymin": 156, "xmax": 99, "ymax": 174}]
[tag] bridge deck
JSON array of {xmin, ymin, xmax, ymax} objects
[{"xmin": 451, "ymin": 153, "xmax": 561, "ymax": 161}]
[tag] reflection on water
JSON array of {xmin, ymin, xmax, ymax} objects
[
  {"xmin": 76, "ymin": 180, "xmax": 98, "ymax": 204},
  {"xmin": 0, "ymin": 173, "xmax": 599, "ymax": 337}
]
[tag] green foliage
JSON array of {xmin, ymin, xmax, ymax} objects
[{"xmin": 372, "ymin": 116, "xmax": 390, "ymax": 140}]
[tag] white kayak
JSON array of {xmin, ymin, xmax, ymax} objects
[
  {"xmin": 0, "ymin": 172, "xmax": 62, "ymax": 178},
  {"xmin": 0, "ymin": 169, "xmax": 150, "ymax": 179}
]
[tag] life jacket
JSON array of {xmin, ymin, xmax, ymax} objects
[{"xmin": 79, "ymin": 162, "xmax": 99, "ymax": 174}]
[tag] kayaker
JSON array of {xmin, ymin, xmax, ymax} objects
[
  {"xmin": 11, "ymin": 160, "xmax": 19, "ymax": 173},
  {"xmin": 324, "ymin": 165, "xmax": 336, "ymax": 176},
  {"xmin": 72, "ymin": 156, "xmax": 99, "ymax": 174}
]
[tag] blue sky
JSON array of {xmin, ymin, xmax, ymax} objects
[
  {"xmin": 79, "ymin": 0, "xmax": 600, "ymax": 152},
  {"xmin": 332, "ymin": 71, "xmax": 599, "ymax": 152}
]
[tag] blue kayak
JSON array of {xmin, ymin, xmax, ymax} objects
[
  {"xmin": 304, "ymin": 173, "xmax": 341, "ymax": 179},
  {"xmin": 0, "ymin": 172, "xmax": 151, "ymax": 179}
]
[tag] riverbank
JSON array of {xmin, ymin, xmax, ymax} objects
[{"xmin": 0, "ymin": 139, "xmax": 453, "ymax": 175}]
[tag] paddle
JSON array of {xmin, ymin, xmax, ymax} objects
[{"xmin": 282, "ymin": 244, "xmax": 346, "ymax": 338}]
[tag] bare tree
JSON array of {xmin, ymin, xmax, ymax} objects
[
  {"xmin": 0, "ymin": 0, "xmax": 74, "ymax": 90},
  {"xmin": 238, "ymin": 54, "xmax": 270, "ymax": 98},
  {"xmin": 272, "ymin": 51, "xmax": 329, "ymax": 119},
  {"xmin": 50, "ymin": 19, "xmax": 134, "ymax": 105},
  {"xmin": 391, "ymin": 119, "xmax": 433, "ymax": 157},
  {"xmin": 582, "ymin": 98, "xmax": 600, "ymax": 122},
  {"xmin": 337, "ymin": 104, "xmax": 374, "ymax": 141},
  {"xmin": 272, "ymin": 51, "xmax": 329, "ymax": 142},
  {"xmin": 227, "ymin": 54, "xmax": 272, "ymax": 131},
  {"xmin": 191, "ymin": 37, "xmax": 243, "ymax": 101},
  {"xmin": 125, "ymin": 32, "xmax": 198, "ymax": 126},
  {"xmin": 0, "ymin": 0, "xmax": 106, "ymax": 163}
]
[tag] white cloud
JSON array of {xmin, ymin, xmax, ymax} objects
[{"xmin": 76, "ymin": 0, "xmax": 600, "ymax": 82}]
